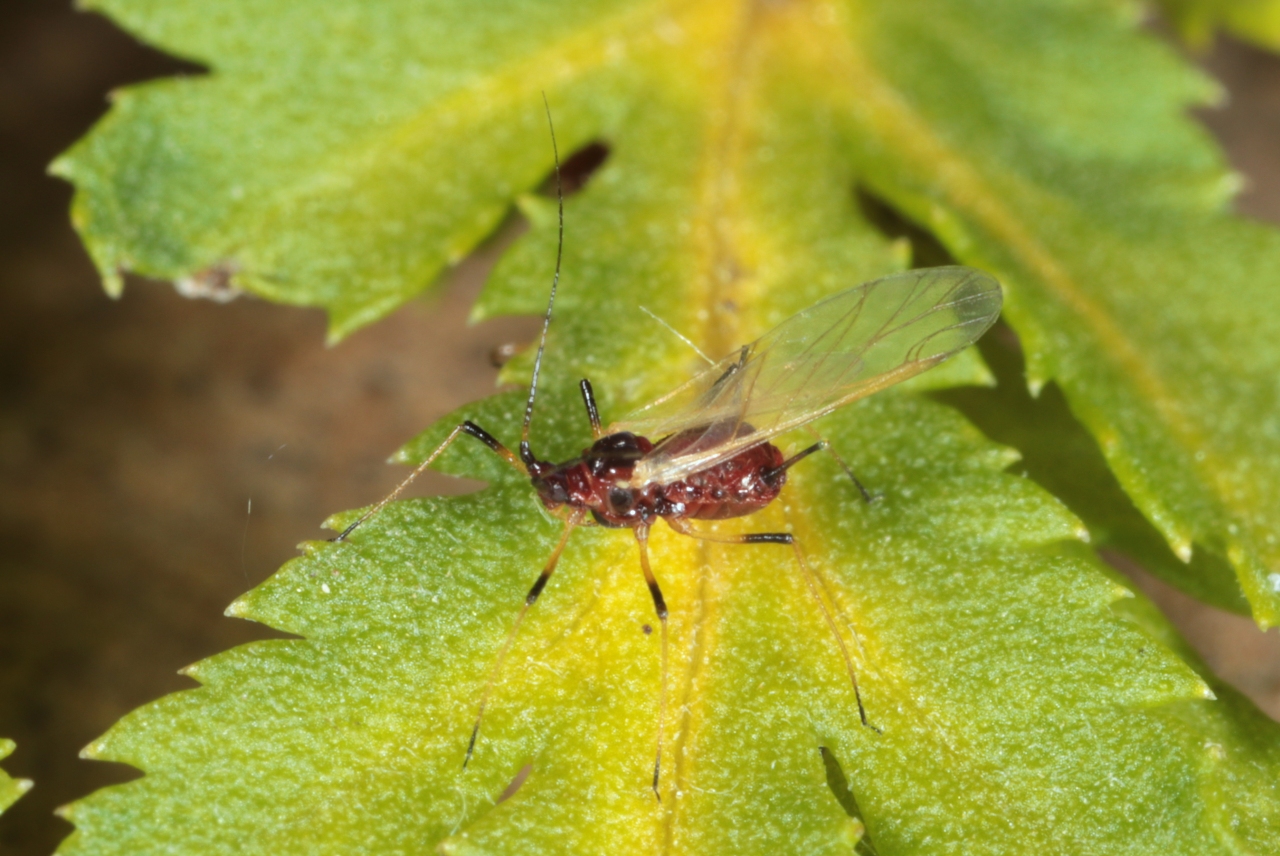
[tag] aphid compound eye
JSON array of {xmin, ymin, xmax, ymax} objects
[{"xmin": 609, "ymin": 487, "xmax": 634, "ymax": 511}]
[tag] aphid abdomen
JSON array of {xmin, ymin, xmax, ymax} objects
[{"xmin": 667, "ymin": 442, "xmax": 785, "ymax": 521}]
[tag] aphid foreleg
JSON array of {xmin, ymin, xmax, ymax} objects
[
  {"xmin": 464, "ymin": 508, "xmax": 585, "ymax": 769},
  {"xmin": 332, "ymin": 420, "xmax": 523, "ymax": 542},
  {"xmin": 633, "ymin": 525, "xmax": 669, "ymax": 803},
  {"xmin": 665, "ymin": 519, "xmax": 876, "ymax": 732},
  {"xmin": 579, "ymin": 379, "xmax": 603, "ymax": 440}
]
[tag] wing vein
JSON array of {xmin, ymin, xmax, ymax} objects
[{"xmin": 617, "ymin": 267, "xmax": 1002, "ymax": 486}]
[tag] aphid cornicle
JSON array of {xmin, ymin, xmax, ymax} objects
[{"xmin": 334, "ymin": 101, "xmax": 1003, "ymax": 801}]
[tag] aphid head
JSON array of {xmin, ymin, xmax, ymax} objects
[{"xmin": 529, "ymin": 463, "xmax": 570, "ymax": 511}]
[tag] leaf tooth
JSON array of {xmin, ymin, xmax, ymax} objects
[
  {"xmin": 994, "ymin": 446, "xmax": 1021, "ymax": 470},
  {"xmin": 1216, "ymin": 170, "xmax": 1246, "ymax": 202},
  {"xmin": 79, "ymin": 737, "xmax": 109, "ymax": 761},
  {"xmin": 1110, "ymin": 582, "xmax": 1136, "ymax": 602}
]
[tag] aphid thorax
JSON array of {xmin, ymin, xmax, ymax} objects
[{"xmin": 531, "ymin": 428, "xmax": 786, "ymax": 528}]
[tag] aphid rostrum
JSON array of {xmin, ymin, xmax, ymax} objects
[{"xmin": 335, "ymin": 105, "xmax": 1004, "ymax": 800}]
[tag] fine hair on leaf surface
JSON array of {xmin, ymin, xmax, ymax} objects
[{"xmin": 50, "ymin": 0, "xmax": 1280, "ymax": 854}]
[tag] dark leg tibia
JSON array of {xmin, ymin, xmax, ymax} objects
[
  {"xmin": 667, "ymin": 518, "xmax": 876, "ymax": 731},
  {"xmin": 666, "ymin": 519, "xmax": 790, "ymax": 546},
  {"xmin": 461, "ymin": 420, "xmax": 511, "ymax": 458},
  {"xmin": 741, "ymin": 533, "xmax": 793, "ymax": 544},
  {"xmin": 464, "ymin": 511, "xmax": 583, "ymax": 769},
  {"xmin": 634, "ymin": 526, "xmax": 669, "ymax": 802},
  {"xmin": 526, "ymin": 569, "xmax": 553, "ymax": 605},
  {"xmin": 646, "ymin": 578, "xmax": 669, "ymax": 620}
]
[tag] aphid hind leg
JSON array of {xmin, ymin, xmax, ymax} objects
[
  {"xmin": 579, "ymin": 378, "xmax": 603, "ymax": 440},
  {"xmin": 464, "ymin": 509, "xmax": 584, "ymax": 769},
  {"xmin": 665, "ymin": 519, "xmax": 876, "ymax": 732},
  {"xmin": 761, "ymin": 442, "xmax": 823, "ymax": 485},
  {"xmin": 804, "ymin": 428, "xmax": 878, "ymax": 504},
  {"xmin": 634, "ymin": 525, "xmax": 669, "ymax": 802},
  {"xmin": 332, "ymin": 420, "xmax": 524, "ymax": 542}
]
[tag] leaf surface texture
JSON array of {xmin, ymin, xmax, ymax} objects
[{"xmin": 53, "ymin": 1, "xmax": 1280, "ymax": 853}]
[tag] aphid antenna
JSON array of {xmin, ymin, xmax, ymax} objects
[{"xmin": 519, "ymin": 92, "xmax": 566, "ymax": 468}]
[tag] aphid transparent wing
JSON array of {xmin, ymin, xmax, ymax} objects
[{"xmin": 616, "ymin": 266, "xmax": 1003, "ymax": 486}]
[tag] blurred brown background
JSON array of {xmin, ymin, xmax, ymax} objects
[{"xmin": 0, "ymin": 3, "xmax": 1278, "ymax": 854}]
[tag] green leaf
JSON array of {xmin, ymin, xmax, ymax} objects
[
  {"xmin": 53, "ymin": 0, "xmax": 1280, "ymax": 853},
  {"xmin": 56, "ymin": 0, "xmax": 1280, "ymax": 626},
  {"xmin": 937, "ymin": 329, "xmax": 1250, "ymax": 615},
  {"xmin": 808, "ymin": 3, "xmax": 1280, "ymax": 626},
  {"xmin": 0, "ymin": 739, "xmax": 32, "ymax": 815},
  {"xmin": 53, "ymin": 0, "xmax": 642, "ymax": 338},
  {"xmin": 1102, "ymin": 566, "xmax": 1280, "ymax": 853},
  {"xmin": 64, "ymin": 384, "xmax": 1273, "ymax": 855},
  {"xmin": 1156, "ymin": 0, "xmax": 1280, "ymax": 50}
]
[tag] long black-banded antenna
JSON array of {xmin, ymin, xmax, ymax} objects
[{"xmin": 519, "ymin": 93, "xmax": 564, "ymax": 466}]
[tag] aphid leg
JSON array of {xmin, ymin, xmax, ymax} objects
[
  {"xmin": 579, "ymin": 378, "xmax": 603, "ymax": 440},
  {"xmin": 804, "ymin": 428, "xmax": 878, "ymax": 504},
  {"xmin": 780, "ymin": 536, "xmax": 877, "ymax": 731},
  {"xmin": 761, "ymin": 442, "xmax": 824, "ymax": 485},
  {"xmin": 707, "ymin": 345, "xmax": 751, "ymax": 393},
  {"xmin": 666, "ymin": 519, "xmax": 876, "ymax": 732},
  {"xmin": 332, "ymin": 421, "xmax": 523, "ymax": 542},
  {"xmin": 634, "ymin": 525, "xmax": 669, "ymax": 802},
  {"xmin": 464, "ymin": 509, "xmax": 584, "ymax": 768}
]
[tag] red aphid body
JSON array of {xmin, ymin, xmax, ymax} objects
[
  {"xmin": 334, "ymin": 113, "xmax": 1003, "ymax": 799},
  {"xmin": 528, "ymin": 429, "xmax": 787, "ymax": 529}
]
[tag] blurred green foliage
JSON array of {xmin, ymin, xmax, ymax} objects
[{"xmin": 0, "ymin": 740, "xmax": 31, "ymax": 816}]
